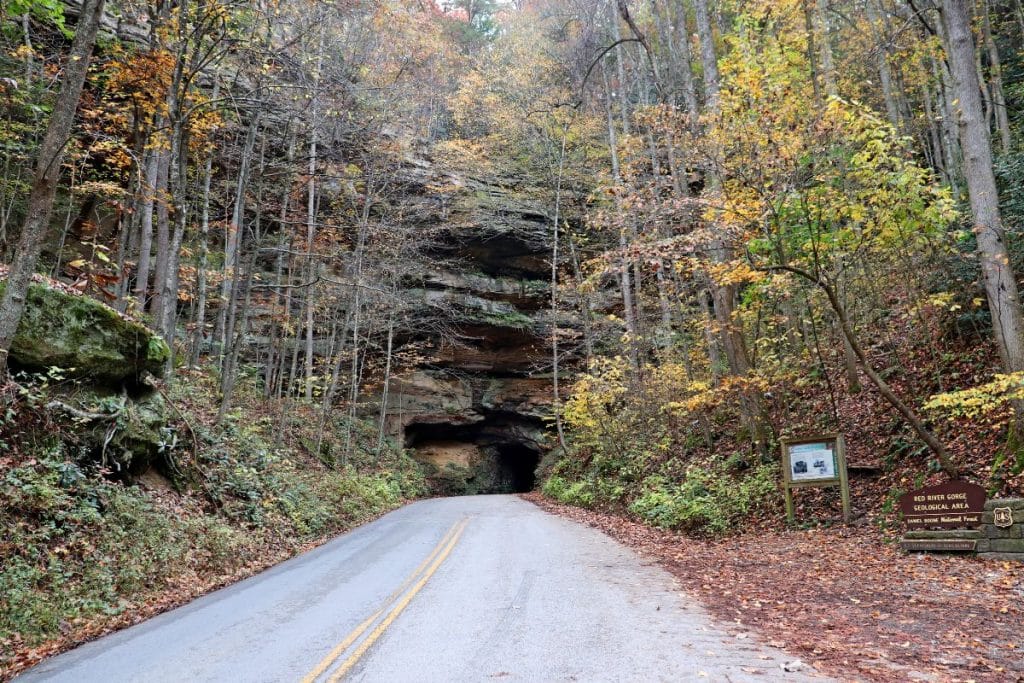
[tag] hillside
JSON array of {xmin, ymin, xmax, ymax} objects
[{"xmin": 3, "ymin": 0, "xmax": 1024, "ymax": 680}]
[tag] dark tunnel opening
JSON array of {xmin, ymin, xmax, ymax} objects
[
  {"xmin": 494, "ymin": 442, "xmax": 539, "ymax": 492},
  {"xmin": 404, "ymin": 420, "xmax": 542, "ymax": 494}
]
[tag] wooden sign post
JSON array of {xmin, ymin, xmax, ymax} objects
[{"xmin": 781, "ymin": 434, "xmax": 851, "ymax": 524}]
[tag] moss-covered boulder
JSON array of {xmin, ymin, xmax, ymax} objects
[
  {"xmin": 52, "ymin": 386, "xmax": 169, "ymax": 473},
  {"xmin": 1, "ymin": 280, "xmax": 169, "ymax": 384}
]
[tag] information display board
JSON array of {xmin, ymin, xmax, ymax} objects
[
  {"xmin": 787, "ymin": 441, "xmax": 838, "ymax": 482},
  {"xmin": 781, "ymin": 434, "xmax": 850, "ymax": 523}
]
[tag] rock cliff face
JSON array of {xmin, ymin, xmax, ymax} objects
[
  {"xmin": 40, "ymin": 8, "xmax": 560, "ymax": 494},
  {"xmin": 381, "ymin": 156, "xmax": 557, "ymax": 493}
]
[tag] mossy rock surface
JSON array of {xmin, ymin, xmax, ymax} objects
[
  {"xmin": 58, "ymin": 386, "xmax": 169, "ymax": 472},
  {"xmin": 2, "ymin": 281, "xmax": 169, "ymax": 384}
]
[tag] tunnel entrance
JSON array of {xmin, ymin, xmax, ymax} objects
[
  {"xmin": 494, "ymin": 443, "xmax": 538, "ymax": 492},
  {"xmin": 404, "ymin": 418, "xmax": 543, "ymax": 495}
]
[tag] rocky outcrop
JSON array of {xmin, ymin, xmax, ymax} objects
[
  {"xmin": 4, "ymin": 278, "xmax": 170, "ymax": 474},
  {"xmin": 383, "ymin": 372, "xmax": 551, "ymax": 433},
  {"xmin": 378, "ymin": 154, "xmax": 565, "ymax": 493},
  {"xmin": 3, "ymin": 280, "xmax": 169, "ymax": 383},
  {"xmin": 48, "ymin": 386, "xmax": 168, "ymax": 473}
]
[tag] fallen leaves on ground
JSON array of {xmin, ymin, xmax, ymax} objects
[{"xmin": 524, "ymin": 493, "xmax": 1024, "ymax": 683}]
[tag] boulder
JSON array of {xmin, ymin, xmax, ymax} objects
[
  {"xmin": 43, "ymin": 384, "xmax": 169, "ymax": 473},
  {"xmin": 2, "ymin": 280, "xmax": 169, "ymax": 384},
  {"xmin": 73, "ymin": 387, "xmax": 167, "ymax": 473}
]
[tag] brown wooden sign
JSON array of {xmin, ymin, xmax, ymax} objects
[{"xmin": 898, "ymin": 481, "xmax": 986, "ymax": 530}]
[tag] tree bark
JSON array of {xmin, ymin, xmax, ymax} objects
[
  {"xmin": 550, "ymin": 124, "xmax": 570, "ymax": 453},
  {"xmin": 304, "ymin": 27, "xmax": 326, "ymax": 401},
  {"xmin": 815, "ymin": 0, "xmax": 837, "ymax": 98},
  {"xmin": 215, "ymin": 113, "xmax": 260, "ymax": 363},
  {"xmin": 376, "ymin": 304, "xmax": 396, "ymax": 460},
  {"xmin": 610, "ymin": 0, "xmax": 631, "ymax": 135},
  {"xmin": 941, "ymin": 0, "xmax": 1024, "ymax": 382},
  {"xmin": 980, "ymin": 0, "xmax": 1011, "ymax": 154},
  {"xmin": 189, "ymin": 85, "xmax": 218, "ymax": 368},
  {"xmin": 150, "ymin": 151, "xmax": 171, "ymax": 328},
  {"xmin": 134, "ymin": 146, "xmax": 160, "ymax": 307},
  {"xmin": 602, "ymin": 61, "xmax": 640, "ymax": 374},
  {"xmin": 866, "ymin": 0, "xmax": 901, "ymax": 129}
]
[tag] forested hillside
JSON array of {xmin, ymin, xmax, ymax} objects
[{"xmin": 2, "ymin": 0, "xmax": 1024, "ymax": 678}]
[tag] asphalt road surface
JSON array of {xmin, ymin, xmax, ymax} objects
[{"xmin": 18, "ymin": 495, "xmax": 830, "ymax": 682}]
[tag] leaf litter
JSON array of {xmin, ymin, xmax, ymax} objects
[{"xmin": 524, "ymin": 493, "xmax": 1024, "ymax": 683}]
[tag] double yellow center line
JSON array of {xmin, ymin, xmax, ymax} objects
[{"xmin": 302, "ymin": 518, "xmax": 469, "ymax": 683}]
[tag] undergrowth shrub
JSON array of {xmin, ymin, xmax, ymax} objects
[
  {"xmin": 0, "ymin": 448, "xmax": 247, "ymax": 643},
  {"xmin": 0, "ymin": 367, "xmax": 426, "ymax": 664},
  {"xmin": 628, "ymin": 465, "xmax": 777, "ymax": 534},
  {"xmin": 545, "ymin": 354, "xmax": 780, "ymax": 535},
  {"xmin": 542, "ymin": 474, "xmax": 597, "ymax": 508}
]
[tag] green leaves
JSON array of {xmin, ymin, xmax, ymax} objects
[{"xmin": 6, "ymin": 0, "xmax": 70, "ymax": 37}]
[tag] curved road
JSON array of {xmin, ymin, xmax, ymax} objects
[{"xmin": 18, "ymin": 495, "xmax": 828, "ymax": 682}]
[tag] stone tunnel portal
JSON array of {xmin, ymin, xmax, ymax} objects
[{"xmin": 404, "ymin": 418, "xmax": 543, "ymax": 494}]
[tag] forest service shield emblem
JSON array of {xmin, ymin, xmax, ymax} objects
[{"xmin": 993, "ymin": 507, "xmax": 1013, "ymax": 528}]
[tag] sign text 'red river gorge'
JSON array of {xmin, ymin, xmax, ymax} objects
[{"xmin": 897, "ymin": 481, "xmax": 986, "ymax": 530}]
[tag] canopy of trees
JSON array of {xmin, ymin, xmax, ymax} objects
[{"xmin": 3, "ymin": 0, "xmax": 1024, "ymax": 499}]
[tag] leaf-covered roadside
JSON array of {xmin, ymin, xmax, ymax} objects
[
  {"xmin": 0, "ymin": 369, "xmax": 427, "ymax": 682},
  {"xmin": 525, "ymin": 494, "xmax": 1024, "ymax": 683}
]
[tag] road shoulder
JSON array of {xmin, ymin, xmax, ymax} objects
[{"xmin": 523, "ymin": 493, "xmax": 1024, "ymax": 682}]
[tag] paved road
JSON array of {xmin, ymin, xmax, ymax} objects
[{"xmin": 18, "ymin": 495, "xmax": 829, "ymax": 682}]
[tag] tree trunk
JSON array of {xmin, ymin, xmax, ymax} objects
[
  {"xmin": 189, "ymin": 84, "xmax": 218, "ymax": 368},
  {"xmin": 150, "ymin": 152, "xmax": 171, "ymax": 328},
  {"xmin": 0, "ymin": 0, "xmax": 107, "ymax": 377},
  {"xmin": 980, "ymin": 0, "xmax": 1011, "ymax": 154},
  {"xmin": 922, "ymin": 84, "xmax": 948, "ymax": 183},
  {"xmin": 801, "ymin": 0, "xmax": 822, "ymax": 105},
  {"xmin": 932, "ymin": 28, "xmax": 963, "ymax": 195},
  {"xmin": 266, "ymin": 123, "xmax": 298, "ymax": 396},
  {"xmin": 566, "ymin": 232, "xmax": 595, "ymax": 366},
  {"xmin": 376, "ymin": 306, "xmax": 396, "ymax": 459},
  {"xmin": 550, "ymin": 124, "xmax": 570, "ymax": 453},
  {"xmin": 815, "ymin": 0, "xmax": 837, "ymax": 98},
  {"xmin": 215, "ymin": 114, "xmax": 260, "ymax": 362},
  {"xmin": 610, "ymin": 0, "xmax": 631, "ymax": 135},
  {"xmin": 693, "ymin": 0, "xmax": 720, "ymax": 106},
  {"xmin": 602, "ymin": 62, "xmax": 640, "ymax": 373},
  {"xmin": 942, "ymin": 0, "xmax": 1024, "ymax": 383},
  {"xmin": 217, "ymin": 242, "xmax": 258, "ymax": 423},
  {"xmin": 694, "ymin": 0, "xmax": 770, "ymax": 455},
  {"xmin": 304, "ymin": 28, "xmax": 326, "ymax": 401},
  {"xmin": 134, "ymin": 146, "xmax": 160, "ymax": 307},
  {"xmin": 866, "ymin": 0, "xmax": 901, "ymax": 129}
]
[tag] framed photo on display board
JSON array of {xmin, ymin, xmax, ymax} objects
[{"xmin": 787, "ymin": 441, "xmax": 838, "ymax": 482}]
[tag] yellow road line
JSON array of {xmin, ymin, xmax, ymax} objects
[
  {"xmin": 325, "ymin": 518, "xmax": 469, "ymax": 682},
  {"xmin": 301, "ymin": 518, "xmax": 466, "ymax": 683}
]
